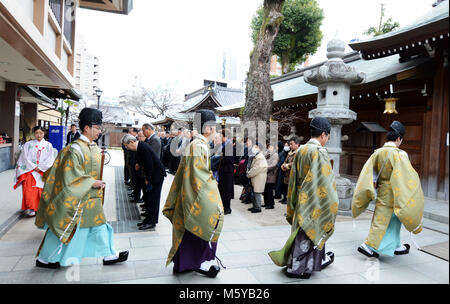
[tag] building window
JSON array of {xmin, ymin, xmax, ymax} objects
[{"xmin": 49, "ymin": 0, "xmax": 62, "ymax": 26}]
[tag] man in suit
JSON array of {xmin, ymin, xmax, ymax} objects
[
  {"xmin": 66, "ymin": 124, "xmax": 80, "ymax": 146},
  {"xmin": 218, "ymin": 128, "xmax": 235, "ymax": 215},
  {"xmin": 143, "ymin": 123, "xmax": 161, "ymax": 159},
  {"xmin": 122, "ymin": 134, "xmax": 166, "ymax": 231},
  {"xmin": 127, "ymin": 128, "xmax": 139, "ymax": 202}
]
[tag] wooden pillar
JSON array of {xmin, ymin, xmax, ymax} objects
[
  {"xmin": 0, "ymin": 82, "xmax": 20, "ymax": 167},
  {"xmin": 425, "ymin": 52, "xmax": 448, "ymax": 199}
]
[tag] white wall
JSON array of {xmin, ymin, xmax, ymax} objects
[{"xmin": 44, "ymin": 21, "xmax": 57, "ymax": 55}]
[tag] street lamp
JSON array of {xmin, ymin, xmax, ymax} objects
[{"xmin": 95, "ymin": 88, "xmax": 103, "ymax": 109}]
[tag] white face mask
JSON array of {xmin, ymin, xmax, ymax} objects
[
  {"xmin": 284, "ymin": 146, "xmax": 290, "ymax": 152},
  {"xmin": 251, "ymin": 148, "xmax": 259, "ymax": 154}
]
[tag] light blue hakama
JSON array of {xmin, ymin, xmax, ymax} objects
[
  {"xmin": 368, "ymin": 214, "xmax": 402, "ymax": 256},
  {"xmin": 38, "ymin": 223, "xmax": 116, "ymax": 266}
]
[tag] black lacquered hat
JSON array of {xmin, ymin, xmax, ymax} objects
[
  {"xmin": 390, "ymin": 121, "xmax": 405, "ymax": 138},
  {"xmin": 310, "ymin": 116, "xmax": 331, "ymax": 134},
  {"xmin": 196, "ymin": 109, "xmax": 216, "ymax": 126},
  {"xmin": 79, "ymin": 108, "xmax": 103, "ymax": 125}
]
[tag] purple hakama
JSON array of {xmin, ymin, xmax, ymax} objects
[{"xmin": 173, "ymin": 230, "xmax": 218, "ymax": 272}]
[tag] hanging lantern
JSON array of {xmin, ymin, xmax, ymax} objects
[{"xmin": 383, "ymin": 97, "xmax": 398, "ymax": 114}]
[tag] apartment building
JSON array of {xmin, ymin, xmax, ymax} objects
[{"xmin": 0, "ymin": 0, "xmax": 133, "ymax": 172}]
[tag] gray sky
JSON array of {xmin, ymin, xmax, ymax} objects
[{"xmin": 76, "ymin": 0, "xmax": 437, "ymax": 102}]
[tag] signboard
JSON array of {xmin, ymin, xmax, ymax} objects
[{"xmin": 48, "ymin": 125, "xmax": 67, "ymax": 151}]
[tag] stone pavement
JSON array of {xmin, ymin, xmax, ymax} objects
[{"xmin": 0, "ymin": 149, "xmax": 448, "ymax": 284}]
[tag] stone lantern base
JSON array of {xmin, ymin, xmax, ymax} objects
[{"xmin": 335, "ymin": 176, "xmax": 354, "ymax": 216}]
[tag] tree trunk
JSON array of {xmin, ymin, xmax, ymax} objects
[
  {"xmin": 243, "ymin": 0, "xmax": 284, "ymax": 124},
  {"xmin": 280, "ymin": 53, "xmax": 290, "ymax": 75}
]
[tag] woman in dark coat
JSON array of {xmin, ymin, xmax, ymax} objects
[
  {"xmin": 274, "ymin": 141, "xmax": 289, "ymax": 199},
  {"xmin": 218, "ymin": 129, "xmax": 235, "ymax": 215},
  {"xmin": 263, "ymin": 143, "xmax": 279, "ymax": 209}
]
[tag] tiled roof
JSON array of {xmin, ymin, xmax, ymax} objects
[{"xmin": 181, "ymin": 86, "xmax": 244, "ymax": 113}]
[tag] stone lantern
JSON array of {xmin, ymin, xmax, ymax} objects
[{"xmin": 304, "ymin": 38, "xmax": 365, "ymax": 214}]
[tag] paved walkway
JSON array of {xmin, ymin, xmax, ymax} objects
[{"xmin": 0, "ymin": 149, "xmax": 448, "ymax": 284}]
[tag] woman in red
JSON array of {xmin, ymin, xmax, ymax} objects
[{"xmin": 14, "ymin": 126, "xmax": 56, "ymax": 217}]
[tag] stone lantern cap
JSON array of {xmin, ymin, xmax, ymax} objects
[{"xmin": 304, "ymin": 38, "xmax": 366, "ymax": 85}]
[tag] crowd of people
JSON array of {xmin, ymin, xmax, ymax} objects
[
  {"xmin": 11, "ymin": 106, "xmax": 424, "ymax": 280},
  {"xmin": 121, "ymin": 121, "xmax": 309, "ymax": 217}
]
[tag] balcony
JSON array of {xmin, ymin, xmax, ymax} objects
[{"xmin": 79, "ymin": 0, "xmax": 133, "ymax": 15}]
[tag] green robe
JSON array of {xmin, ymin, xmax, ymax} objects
[
  {"xmin": 269, "ymin": 139, "xmax": 339, "ymax": 266},
  {"xmin": 352, "ymin": 142, "xmax": 424, "ymax": 249},
  {"xmin": 35, "ymin": 138, "xmax": 106, "ymax": 245},
  {"xmin": 163, "ymin": 134, "xmax": 224, "ymax": 266}
]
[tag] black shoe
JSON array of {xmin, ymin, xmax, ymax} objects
[
  {"xmin": 394, "ymin": 244, "xmax": 410, "ymax": 255},
  {"xmin": 140, "ymin": 212, "xmax": 148, "ymax": 217},
  {"xmin": 321, "ymin": 252, "xmax": 335, "ymax": 270},
  {"xmin": 274, "ymin": 195, "xmax": 281, "ymax": 199},
  {"xmin": 279, "ymin": 199, "xmax": 287, "ymax": 204},
  {"xmin": 137, "ymin": 221, "xmax": 145, "ymax": 227},
  {"xmin": 36, "ymin": 259, "xmax": 60, "ymax": 269},
  {"xmin": 173, "ymin": 268, "xmax": 193, "ymax": 275},
  {"xmin": 139, "ymin": 204, "xmax": 146, "ymax": 208},
  {"xmin": 248, "ymin": 207, "xmax": 255, "ymax": 211},
  {"xmin": 139, "ymin": 223, "xmax": 156, "ymax": 231},
  {"xmin": 103, "ymin": 251, "xmax": 129, "ymax": 265},
  {"xmin": 265, "ymin": 205, "xmax": 274, "ymax": 209},
  {"xmin": 261, "ymin": 204, "xmax": 267, "ymax": 208},
  {"xmin": 224, "ymin": 210, "xmax": 232, "ymax": 215},
  {"xmin": 357, "ymin": 245, "xmax": 379, "ymax": 258},
  {"xmin": 194, "ymin": 265, "xmax": 220, "ymax": 278},
  {"xmin": 251, "ymin": 208, "xmax": 262, "ymax": 213},
  {"xmin": 284, "ymin": 268, "xmax": 311, "ymax": 279}
]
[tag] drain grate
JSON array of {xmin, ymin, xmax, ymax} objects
[{"xmin": 108, "ymin": 166, "xmax": 142, "ymax": 233}]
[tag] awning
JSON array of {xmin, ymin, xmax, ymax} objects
[
  {"xmin": 22, "ymin": 86, "xmax": 56, "ymax": 106},
  {"xmin": 356, "ymin": 122, "xmax": 387, "ymax": 133},
  {"xmin": 38, "ymin": 87, "xmax": 82, "ymax": 101}
]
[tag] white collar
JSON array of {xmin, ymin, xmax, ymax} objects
[
  {"xmin": 308, "ymin": 138, "xmax": 322, "ymax": 146},
  {"xmin": 194, "ymin": 134, "xmax": 208, "ymax": 143},
  {"xmin": 34, "ymin": 139, "xmax": 46, "ymax": 148},
  {"xmin": 384, "ymin": 142, "xmax": 397, "ymax": 147},
  {"xmin": 79, "ymin": 134, "xmax": 91, "ymax": 143}
]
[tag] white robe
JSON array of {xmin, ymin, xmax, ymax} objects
[{"xmin": 15, "ymin": 139, "xmax": 57, "ymax": 188}]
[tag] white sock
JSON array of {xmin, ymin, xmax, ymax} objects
[
  {"xmin": 361, "ymin": 243, "xmax": 374, "ymax": 254},
  {"xmin": 200, "ymin": 260, "xmax": 212, "ymax": 271},
  {"xmin": 37, "ymin": 258, "xmax": 49, "ymax": 264},
  {"xmin": 103, "ymin": 254, "xmax": 118, "ymax": 261},
  {"xmin": 395, "ymin": 245, "xmax": 407, "ymax": 252},
  {"xmin": 322, "ymin": 254, "xmax": 331, "ymax": 265}
]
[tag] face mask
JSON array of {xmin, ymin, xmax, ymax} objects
[
  {"xmin": 284, "ymin": 146, "xmax": 290, "ymax": 152},
  {"xmin": 251, "ymin": 148, "xmax": 259, "ymax": 154}
]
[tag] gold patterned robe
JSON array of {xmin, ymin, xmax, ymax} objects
[
  {"xmin": 163, "ymin": 134, "xmax": 224, "ymax": 266},
  {"xmin": 352, "ymin": 142, "xmax": 424, "ymax": 249},
  {"xmin": 269, "ymin": 139, "xmax": 339, "ymax": 266},
  {"xmin": 35, "ymin": 137, "xmax": 106, "ymax": 245}
]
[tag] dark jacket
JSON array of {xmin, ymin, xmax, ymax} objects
[
  {"xmin": 145, "ymin": 133, "xmax": 162, "ymax": 159},
  {"xmin": 137, "ymin": 141, "xmax": 166, "ymax": 185},
  {"xmin": 218, "ymin": 140, "xmax": 235, "ymax": 201},
  {"xmin": 66, "ymin": 131, "xmax": 80, "ymax": 146}
]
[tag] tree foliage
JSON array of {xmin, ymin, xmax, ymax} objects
[
  {"xmin": 251, "ymin": 0, "xmax": 324, "ymax": 74},
  {"xmin": 119, "ymin": 81, "xmax": 183, "ymax": 121},
  {"xmin": 363, "ymin": 3, "xmax": 400, "ymax": 37}
]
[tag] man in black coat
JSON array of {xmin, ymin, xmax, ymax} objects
[
  {"xmin": 122, "ymin": 134, "xmax": 166, "ymax": 231},
  {"xmin": 66, "ymin": 124, "xmax": 80, "ymax": 146},
  {"xmin": 218, "ymin": 129, "xmax": 235, "ymax": 215},
  {"xmin": 143, "ymin": 123, "xmax": 161, "ymax": 159}
]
